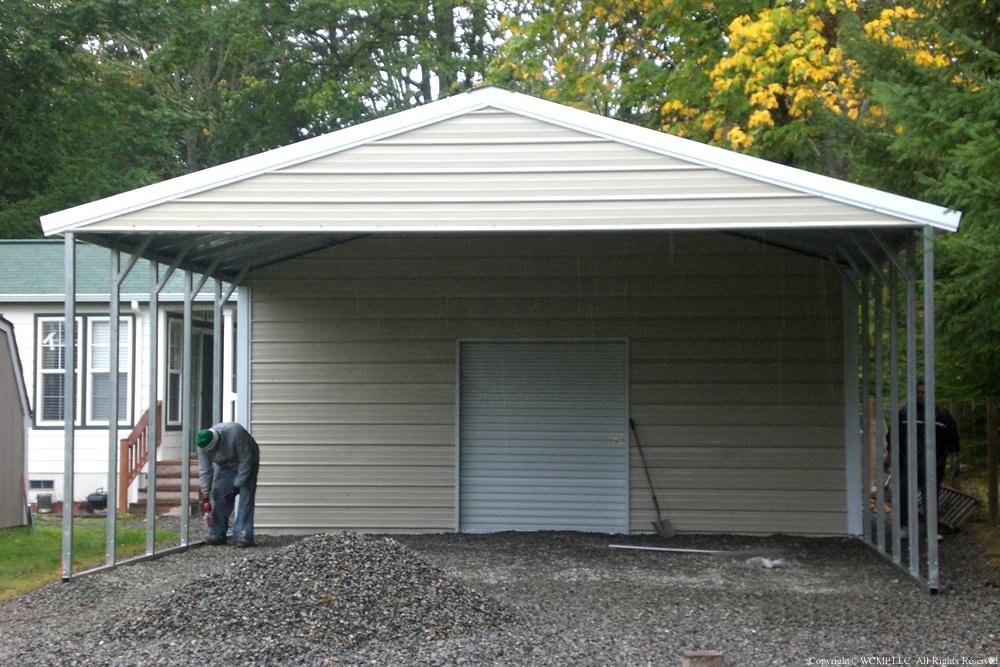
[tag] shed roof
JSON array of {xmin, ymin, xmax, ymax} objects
[{"xmin": 40, "ymin": 87, "xmax": 961, "ymax": 282}]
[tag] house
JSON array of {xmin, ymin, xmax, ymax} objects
[
  {"xmin": 0, "ymin": 316, "xmax": 32, "ymax": 528},
  {"xmin": 0, "ymin": 240, "xmax": 236, "ymax": 512},
  {"xmin": 39, "ymin": 87, "xmax": 960, "ymax": 589}
]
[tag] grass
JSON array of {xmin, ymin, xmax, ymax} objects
[{"xmin": 0, "ymin": 514, "xmax": 179, "ymax": 602}]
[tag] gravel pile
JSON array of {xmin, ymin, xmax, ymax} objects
[
  {"xmin": 105, "ymin": 532, "xmax": 518, "ymax": 663},
  {"xmin": 1, "ymin": 525, "xmax": 998, "ymax": 666}
]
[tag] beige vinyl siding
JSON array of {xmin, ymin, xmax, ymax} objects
[
  {"xmin": 86, "ymin": 110, "xmax": 908, "ymax": 233},
  {"xmin": 249, "ymin": 231, "xmax": 844, "ymax": 535}
]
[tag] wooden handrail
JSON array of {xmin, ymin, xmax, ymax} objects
[{"xmin": 118, "ymin": 401, "xmax": 162, "ymax": 513}]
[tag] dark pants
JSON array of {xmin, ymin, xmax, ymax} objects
[
  {"xmin": 208, "ymin": 463, "xmax": 258, "ymax": 545},
  {"xmin": 898, "ymin": 453, "xmax": 946, "ymax": 526}
]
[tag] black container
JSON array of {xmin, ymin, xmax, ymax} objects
[{"xmin": 86, "ymin": 489, "xmax": 108, "ymax": 511}]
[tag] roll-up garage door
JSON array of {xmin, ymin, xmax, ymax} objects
[{"xmin": 458, "ymin": 340, "xmax": 629, "ymax": 533}]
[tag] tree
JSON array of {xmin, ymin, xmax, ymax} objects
[
  {"xmin": 851, "ymin": 0, "xmax": 1000, "ymax": 396},
  {"xmin": 486, "ymin": 1, "xmax": 894, "ymax": 178},
  {"xmin": 485, "ymin": 0, "xmax": 666, "ymax": 126},
  {"xmin": 1, "ymin": 0, "xmax": 504, "ymax": 238},
  {"xmin": 0, "ymin": 0, "xmax": 185, "ymax": 237},
  {"xmin": 652, "ymin": 0, "xmax": 912, "ymax": 180},
  {"xmin": 244, "ymin": 0, "xmax": 499, "ymax": 139}
]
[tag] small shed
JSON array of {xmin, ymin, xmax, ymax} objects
[
  {"xmin": 40, "ymin": 87, "xmax": 960, "ymax": 589},
  {"xmin": 0, "ymin": 316, "xmax": 32, "ymax": 528}
]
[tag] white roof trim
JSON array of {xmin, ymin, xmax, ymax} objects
[{"xmin": 41, "ymin": 87, "xmax": 960, "ymax": 235}]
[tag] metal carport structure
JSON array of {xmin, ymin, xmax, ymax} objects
[{"xmin": 40, "ymin": 87, "xmax": 961, "ymax": 591}]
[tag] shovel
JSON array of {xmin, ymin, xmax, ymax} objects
[{"xmin": 630, "ymin": 419, "xmax": 675, "ymax": 539}]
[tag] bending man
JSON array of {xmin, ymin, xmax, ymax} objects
[{"xmin": 196, "ymin": 422, "xmax": 260, "ymax": 547}]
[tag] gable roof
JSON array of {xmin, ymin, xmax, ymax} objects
[{"xmin": 40, "ymin": 86, "xmax": 961, "ymax": 282}]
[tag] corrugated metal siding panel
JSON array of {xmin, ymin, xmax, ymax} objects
[
  {"xmin": 249, "ymin": 231, "xmax": 845, "ymax": 535},
  {"xmin": 194, "ymin": 168, "xmax": 789, "ymax": 201},
  {"xmin": 98, "ymin": 198, "xmax": 897, "ymax": 231},
  {"xmin": 91, "ymin": 111, "xmax": 904, "ymax": 232},
  {"xmin": 458, "ymin": 341, "xmax": 628, "ymax": 533}
]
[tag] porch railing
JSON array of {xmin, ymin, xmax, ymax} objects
[{"xmin": 118, "ymin": 401, "xmax": 162, "ymax": 513}]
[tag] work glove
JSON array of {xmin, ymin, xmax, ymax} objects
[
  {"xmin": 949, "ymin": 453, "xmax": 960, "ymax": 487},
  {"xmin": 199, "ymin": 492, "xmax": 210, "ymax": 504}
]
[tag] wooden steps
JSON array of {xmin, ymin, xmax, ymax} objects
[{"xmin": 131, "ymin": 459, "xmax": 201, "ymax": 516}]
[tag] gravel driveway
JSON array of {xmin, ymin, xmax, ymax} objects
[{"xmin": 1, "ymin": 524, "xmax": 997, "ymax": 666}]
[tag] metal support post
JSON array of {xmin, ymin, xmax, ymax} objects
[
  {"xmin": 923, "ymin": 227, "xmax": 939, "ymax": 590},
  {"xmin": 147, "ymin": 261, "xmax": 160, "ymax": 554},
  {"xmin": 181, "ymin": 270, "xmax": 194, "ymax": 545},
  {"xmin": 107, "ymin": 249, "xmax": 120, "ymax": 564},
  {"xmin": 888, "ymin": 261, "xmax": 901, "ymax": 563},
  {"xmin": 873, "ymin": 268, "xmax": 886, "ymax": 552},
  {"xmin": 61, "ymin": 234, "xmax": 76, "ymax": 581},
  {"xmin": 905, "ymin": 240, "xmax": 919, "ymax": 576}
]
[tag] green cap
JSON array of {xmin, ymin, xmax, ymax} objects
[{"xmin": 196, "ymin": 428, "xmax": 219, "ymax": 449}]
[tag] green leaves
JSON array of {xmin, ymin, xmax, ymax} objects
[
  {"xmin": 0, "ymin": 0, "xmax": 502, "ymax": 238},
  {"xmin": 852, "ymin": 0, "xmax": 1000, "ymax": 396}
]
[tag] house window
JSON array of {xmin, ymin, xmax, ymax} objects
[
  {"xmin": 36, "ymin": 315, "xmax": 134, "ymax": 427},
  {"xmin": 167, "ymin": 318, "xmax": 183, "ymax": 426},
  {"xmin": 37, "ymin": 317, "xmax": 80, "ymax": 425},
  {"xmin": 87, "ymin": 317, "xmax": 132, "ymax": 424},
  {"xmin": 29, "ymin": 480, "xmax": 55, "ymax": 490},
  {"xmin": 165, "ymin": 315, "xmax": 216, "ymax": 431}
]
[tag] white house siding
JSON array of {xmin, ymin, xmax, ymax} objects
[
  {"xmin": 248, "ymin": 231, "xmax": 845, "ymax": 535},
  {"xmin": 0, "ymin": 303, "xmax": 213, "ymax": 506},
  {"xmin": 1, "ymin": 306, "xmax": 139, "ymax": 504}
]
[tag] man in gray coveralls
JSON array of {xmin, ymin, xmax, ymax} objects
[{"xmin": 196, "ymin": 422, "xmax": 260, "ymax": 547}]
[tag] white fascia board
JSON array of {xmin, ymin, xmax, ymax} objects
[
  {"xmin": 40, "ymin": 94, "xmax": 494, "ymax": 236},
  {"xmin": 477, "ymin": 88, "xmax": 962, "ymax": 232},
  {"xmin": 40, "ymin": 86, "xmax": 961, "ymax": 235}
]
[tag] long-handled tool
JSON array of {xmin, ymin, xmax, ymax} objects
[{"xmin": 630, "ymin": 419, "xmax": 675, "ymax": 539}]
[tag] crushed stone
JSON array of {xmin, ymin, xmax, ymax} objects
[{"xmin": 1, "ymin": 525, "xmax": 998, "ymax": 666}]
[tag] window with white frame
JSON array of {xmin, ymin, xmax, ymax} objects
[
  {"xmin": 167, "ymin": 318, "xmax": 183, "ymax": 426},
  {"xmin": 36, "ymin": 315, "xmax": 134, "ymax": 427},
  {"xmin": 87, "ymin": 317, "xmax": 132, "ymax": 424},
  {"xmin": 37, "ymin": 317, "xmax": 80, "ymax": 425}
]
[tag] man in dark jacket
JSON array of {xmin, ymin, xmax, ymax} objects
[
  {"xmin": 894, "ymin": 382, "xmax": 960, "ymax": 538},
  {"xmin": 197, "ymin": 422, "xmax": 260, "ymax": 547}
]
